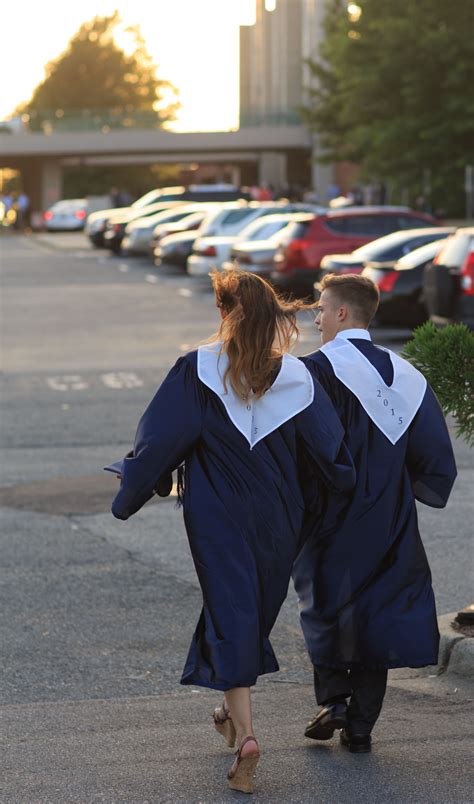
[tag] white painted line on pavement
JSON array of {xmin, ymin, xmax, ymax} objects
[
  {"xmin": 145, "ymin": 274, "xmax": 158, "ymax": 284},
  {"xmin": 47, "ymin": 375, "xmax": 89, "ymax": 391},
  {"xmin": 118, "ymin": 263, "xmax": 129, "ymax": 272},
  {"xmin": 178, "ymin": 287, "xmax": 193, "ymax": 297},
  {"xmin": 101, "ymin": 372, "xmax": 144, "ymax": 389}
]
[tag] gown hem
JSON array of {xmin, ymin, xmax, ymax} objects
[{"xmin": 180, "ymin": 665, "xmax": 279, "ymax": 691}]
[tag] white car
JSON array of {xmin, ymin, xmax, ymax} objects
[
  {"xmin": 221, "ymin": 214, "xmax": 301, "ymax": 275},
  {"xmin": 121, "ymin": 204, "xmax": 217, "ymax": 256},
  {"xmin": 187, "ymin": 205, "xmax": 318, "ymax": 276}
]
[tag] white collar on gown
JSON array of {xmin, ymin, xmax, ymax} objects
[
  {"xmin": 197, "ymin": 342, "xmax": 314, "ymax": 448},
  {"xmin": 320, "ymin": 329, "xmax": 427, "ymax": 444}
]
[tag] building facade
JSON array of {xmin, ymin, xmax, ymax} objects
[{"xmin": 240, "ymin": 0, "xmax": 333, "ymax": 199}]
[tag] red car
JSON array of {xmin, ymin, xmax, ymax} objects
[{"xmin": 270, "ymin": 206, "xmax": 439, "ymax": 294}]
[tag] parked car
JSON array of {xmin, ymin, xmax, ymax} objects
[
  {"xmin": 43, "ymin": 199, "xmax": 88, "ymax": 231},
  {"xmin": 121, "ymin": 204, "xmax": 218, "ymax": 256},
  {"xmin": 423, "ymin": 227, "xmax": 474, "ymax": 328},
  {"xmin": 153, "ymin": 204, "xmax": 250, "ymax": 270},
  {"xmin": 221, "ymin": 214, "xmax": 303, "ymax": 276},
  {"xmin": 270, "ymin": 206, "xmax": 439, "ymax": 294},
  {"xmin": 360, "ymin": 237, "xmax": 452, "ymax": 328},
  {"xmin": 187, "ymin": 204, "xmax": 320, "ymax": 277},
  {"xmin": 149, "ymin": 208, "xmax": 217, "ymax": 256},
  {"xmin": 102, "ymin": 201, "xmax": 186, "ymax": 254},
  {"xmin": 319, "ymin": 227, "xmax": 452, "ymax": 278},
  {"xmin": 85, "ymin": 184, "xmax": 250, "ymax": 247},
  {"xmin": 154, "ymin": 229, "xmax": 200, "ymax": 270},
  {"xmin": 86, "ymin": 189, "xmax": 181, "ymax": 247}
]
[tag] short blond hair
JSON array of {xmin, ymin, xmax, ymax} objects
[{"xmin": 320, "ymin": 273, "xmax": 380, "ymax": 325}]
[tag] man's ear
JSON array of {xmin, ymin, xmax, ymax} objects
[{"xmin": 337, "ymin": 305, "xmax": 349, "ymax": 322}]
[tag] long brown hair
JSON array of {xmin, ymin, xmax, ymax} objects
[{"xmin": 211, "ymin": 270, "xmax": 315, "ymax": 400}]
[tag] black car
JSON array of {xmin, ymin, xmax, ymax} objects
[
  {"xmin": 423, "ymin": 227, "xmax": 474, "ymax": 328},
  {"xmin": 361, "ymin": 237, "xmax": 451, "ymax": 328},
  {"xmin": 154, "ymin": 229, "xmax": 199, "ymax": 269},
  {"xmin": 319, "ymin": 227, "xmax": 452, "ymax": 279}
]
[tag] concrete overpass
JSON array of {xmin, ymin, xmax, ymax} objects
[{"xmin": 0, "ymin": 126, "xmax": 313, "ymax": 211}]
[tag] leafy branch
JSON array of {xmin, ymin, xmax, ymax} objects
[{"xmin": 402, "ymin": 323, "xmax": 474, "ymax": 446}]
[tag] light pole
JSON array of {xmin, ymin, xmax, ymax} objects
[{"xmin": 465, "ymin": 165, "xmax": 473, "ymax": 221}]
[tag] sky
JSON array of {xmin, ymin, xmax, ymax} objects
[{"xmin": 1, "ymin": 0, "xmax": 257, "ymax": 131}]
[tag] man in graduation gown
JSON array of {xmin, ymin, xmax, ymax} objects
[{"xmin": 293, "ymin": 273, "xmax": 457, "ymax": 753}]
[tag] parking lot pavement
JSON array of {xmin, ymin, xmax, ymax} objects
[
  {"xmin": 1, "ymin": 491, "xmax": 473, "ymax": 803},
  {"xmin": 1, "ymin": 233, "xmax": 473, "ymax": 802},
  {"xmin": 29, "ymin": 230, "xmax": 94, "ymax": 251}
]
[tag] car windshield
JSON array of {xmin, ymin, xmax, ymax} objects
[
  {"xmin": 396, "ymin": 239, "xmax": 448, "ymax": 270},
  {"xmin": 139, "ymin": 210, "xmax": 193, "ymax": 229},
  {"xmin": 132, "ymin": 191, "xmax": 161, "ymax": 209},
  {"xmin": 351, "ymin": 230, "xmax": 444, "ymax": 262},
  {"xmin": 351, "ymin": 231, "xmax": 421, "ymax": 261},
  {"xmin": 285, "ymin": 219, "xmax": 312, "ymax": 240},
  {"xmin": 199, "ymin": 207, "xmax": 253, "ymax": 236},
  {"xmin": 238, "ymin": 217, "xmax": 291, "ymax": 242},
  {"xmin": 132, "ymin": 188, "xmax": 184, "ymax": 208}
]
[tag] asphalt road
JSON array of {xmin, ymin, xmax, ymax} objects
[{"xmin": 1, "ymin": 231, "xmax": 473, "ymax": 803}]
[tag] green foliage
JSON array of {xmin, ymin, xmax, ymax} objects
[
  {"xmin": 19, "ymin": 12, "xmax": 179, "ymax": 127},
  {"xmin": 402, "ymin": 323, "xmax": 474, "ymax": 446},
  {"xmin": 303, "ymin": 0, "xmax": 474, "ymax": 215}
]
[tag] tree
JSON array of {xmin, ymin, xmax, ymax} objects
[
  {"xmin": 402, "ymin": 323, "xmax": 474, "ymax": 447},
  {"xmin": 19, "ymin": 12, "xmax": 179, "ymax": 129},
  {"xmin": 303, "ymin": 0, "xmax": 474, "ymax": 214}
]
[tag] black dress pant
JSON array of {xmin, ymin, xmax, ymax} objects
[{"xmin": 314, "ymin": 665, "xmax": 388, "ymax": 736}]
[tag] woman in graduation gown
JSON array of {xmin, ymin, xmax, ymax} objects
[{"xmin": 112, "ymin": 270, "xmax": 355, "ymax": 793}]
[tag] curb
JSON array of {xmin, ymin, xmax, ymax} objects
[{"xmin": 437, "ymin": 612, "xmax": 473, "ymax": 679}]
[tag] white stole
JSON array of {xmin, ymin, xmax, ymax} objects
[
  {"xmin": 197, "ymin": 342, "xmax": 314, "ymax": 448},
  {"xmin": 320, "ymin": 337, "xmax": 426, "ymax": 444}
]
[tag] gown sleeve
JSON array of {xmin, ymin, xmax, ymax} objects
[
  {"xmin": 294, "ymin": 377, "xmax": 356, "ymax": 495},
  {"xmin": 406, "ymin": 384, "xmax": 457, "ymax": 508},
  {"xmin": 112, "ymin": 355, "xmax": 203, "ymax": 520}
]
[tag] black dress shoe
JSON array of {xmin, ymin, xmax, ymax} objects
[
  {"xmin": 304, "ymin": 702, "xmax": 348, "ymax": 740},
  {"xmin": 340, "ymin": 729, "xmax": 371, "ymax": 753}
]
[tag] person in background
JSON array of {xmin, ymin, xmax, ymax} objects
[
  {"xmin": 326, "ymin": 182, "xmax": 341, "ymax": 203},
  {"xmin": 109, "ymin": 187, "xmax": 121, "ymax": 207},
  {"xmin": 117, "ymin": 188, "xmax": 133, "ymax": 206},
  {"xmin": 15, "ymin": 192, "xmax": 30, "ymax": 229},
  {"xmin": 111, "ymin": 270, "xmax": 355, "ymax": 794},
  {"xmin": 294, "ymin": 273, "xmax": 456, "ymax": 754}
]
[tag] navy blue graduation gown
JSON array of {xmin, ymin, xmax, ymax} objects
[
  {"xmin": 293, "ymin": 340, "xmax": 457, "ymax": 670},
  {"xmin": 112, "ymin": 350, "xmax": 355, "ymax": 691}
]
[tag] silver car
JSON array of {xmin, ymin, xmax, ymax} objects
[{"xmin": 43, "ymin": 199, "xmax": 88, "ymax": 231}]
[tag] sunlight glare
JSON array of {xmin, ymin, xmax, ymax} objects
[{"xmin": 0, "ymin": 0, "xmax": 257, "ymax": 131}]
